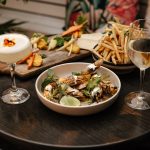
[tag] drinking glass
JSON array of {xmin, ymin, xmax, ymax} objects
[
  {"xmin": 0, "ymin": 33, "xmax": 32, "ymax": 104},
  {"xmin": 125, "ymin": 19, "xmax": 150, "ymax": 110}
]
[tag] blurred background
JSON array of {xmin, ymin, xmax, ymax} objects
[{"xmin": 0, "ymin": 0, "xmax": 149, "ymax": 36}]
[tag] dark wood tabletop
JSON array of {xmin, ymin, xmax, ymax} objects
[{"xmin": 0, "ymin": 56, "xmax": 150, "ymax": 150}]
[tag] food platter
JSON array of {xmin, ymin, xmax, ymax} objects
[
  {"xmin": 0, "ymin": 49, "xmax": 90, "ymax": 77},
  {"xmin": 0, "ymin": 20, "xmax": 136, "ymax": 77}
]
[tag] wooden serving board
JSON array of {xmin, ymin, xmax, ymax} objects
[{"xmin": 0, "ymin": 50, "xmax": 90, "ymax": 78}]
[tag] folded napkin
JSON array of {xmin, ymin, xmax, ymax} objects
[{"xmin": 76, "ymin": 33, "xmax": 103, "ymax": 50}]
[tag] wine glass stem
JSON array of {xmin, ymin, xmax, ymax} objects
[
  {"xmin": 10, "ymin": 63, "xmax": 17, "ymax": 92},
  {"xmin": 139, "ymin": 69, "xmax": 145, "ymax": 92}
]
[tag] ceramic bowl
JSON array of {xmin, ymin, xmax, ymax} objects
[{"xmin": 35, "ymin": 63, "xmax": 121, "ymax": 116}]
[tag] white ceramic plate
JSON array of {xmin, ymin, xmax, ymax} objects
[{"xmin": 35, "ymin": 63, "xmax": 121, "ymax": 116}]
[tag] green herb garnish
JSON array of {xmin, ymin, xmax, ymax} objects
[
  {"xmin": 82, "ymin": 89, "xmax": 90, "ymax": 97},
  {"xmin": 41, "ymin": 69, "xmax": 58, "ymax": 91},
  {"xmin": 58, "ymin": 84, "xmax": 68, "ymax": 96},
  {"xmin": 87, "ymin": 77, "xmax": 101, "ymax": 91},
  {"xmin": 54, "ymin": 37, "xmax": 64, "ymax": 47},
  {"xmin": 63, "ymin": 35, "xmax": 71, "ymax": 41},
  {"xmin": 76, "ymin": 15, "xmax": 87, "ymax": 25},
  {"xmin": 40, "ymin": 54, "xmax": 47, "ymax": 59},
  {"xmin": 42, "ymin": 36, "xmax": 48, "ymax": 42},
  {"xmin": 41, "ymin": 78, "xmax": 53, "ymax": 92}
]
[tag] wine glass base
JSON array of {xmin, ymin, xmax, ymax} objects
[
  {"xmin": 1, "ymin": 88, "xmax": 30, "ymax": 104},
  {"xmin": 125, "ymin": 91, "xmax": 150, "ymax": 110}
]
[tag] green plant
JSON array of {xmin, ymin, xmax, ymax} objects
[
  {"xmin": 65, "ymin": 0, "xmax": 109, "ymax": 31},
  {"xmin": 0, "ymin": 0, "xmax": 29, "ymax": 4},
  {"xmin": 0, "ymin": 19, "xmax": 26, "ymax": 34},
  {"xmin": 0, "ymin": 0, "xmax": 6, "ymax": 5}
]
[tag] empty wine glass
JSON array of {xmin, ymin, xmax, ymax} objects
[
  {"xmin": 0, "ymin": 33, "xmax": 32, "ymax": 104},
  {"xmin": 125, "ymin": 19, "xmax": 150, "ymax": 110}
]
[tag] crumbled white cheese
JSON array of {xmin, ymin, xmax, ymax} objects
[
  {"xmin": 91, "ymin": 87, "xmax": 101, "ymax": 97},
  {"xmin": 45, "ymin": 84, "xmax": 52, "ymax": 92},
  {"xmin": 88, "ymin": 64, "xmax": 96, "ymax": 70},
  {"xmin": 73, "ymin": 75, "xmax": 78, "ymax": 84}
]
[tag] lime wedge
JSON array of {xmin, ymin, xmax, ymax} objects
[{"xmin": 60, "ymin": 96, "xmax": 80, "ymax": 106}]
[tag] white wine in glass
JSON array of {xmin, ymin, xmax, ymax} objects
[
  {"xmin": 125, "ymin": 19, "xmax": 150, "ymax": 110},
  {"xmin": 0, "ymin": 33, "xmax": 32, "ymax": 104}
]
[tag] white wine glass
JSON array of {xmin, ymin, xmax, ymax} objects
[
  {"xmin": 0, "ymin": 33, "xmax": 32, "ymax": 104},
  {"xmin": 125, "ymin": 19, "xmax": 150, "ymax": 110}
]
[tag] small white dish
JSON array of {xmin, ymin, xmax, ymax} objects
[{"xmin": 35, "ymin": 63, "xmax": 121, "ymax": 116}]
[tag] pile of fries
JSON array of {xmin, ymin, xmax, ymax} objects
[{"xmin": 94, "ymin": 21, "xmax": 132, "ymax": 65}]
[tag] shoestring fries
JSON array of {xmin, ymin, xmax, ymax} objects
[{"xmin": 94, "ymin": 21, "xmax": 132, "ymax": 65}]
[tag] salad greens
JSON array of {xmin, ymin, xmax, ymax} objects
[
  {"xmin": 41, "ymin": 69, "xmax": 58, "ymax": 91},
  {"xmin": 42, "ymin": 68, "xmax": 117, "ymax": 106}
]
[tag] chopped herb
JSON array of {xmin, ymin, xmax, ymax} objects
[
  {"xmin": 76, "ymin": 15, "xmax": 87, "ymax": 25},
  {"xmin": 63, "ymin": 36, "xmax": 71, "ymax": 41},
  {"xmin": 87, "ymin": 77, "xmax": 101, "ymax": 91},
  {"xmin": 41, "ymin": 78, "xmax": 53, "ymax": 91},
  {"xmin": 42, "ymin": 36, "xmax": 48, "ymax": 42},
  {"xmin": 54, "ymin": 37, "xmax": 64, "ymax": 47},
  {"xmin": 82, "ymin": 89, "xmax": 90, "ymax": 97},
  {"xmin": 40, "ymin": 54, "xmax": 47, "ymax": 59},
  {"xmin": 41, "ymin": 69, "xmax": 58, "ymax": 91},
  {"xmin": 52, "ymin": 88, "xmax": 59, "ymax": 97},
  {"xmin": 58, "ymin": 84, "xmax": 67, "ymax": 96}
]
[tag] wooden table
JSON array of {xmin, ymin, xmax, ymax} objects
[{"xmin": 0, "ymin": 56, "xmax": 150, "ymax": 150}]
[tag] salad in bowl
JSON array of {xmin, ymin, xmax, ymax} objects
[{"xmin": 35, "ymin": 60, "xmax": 121, "ymax": 116}]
